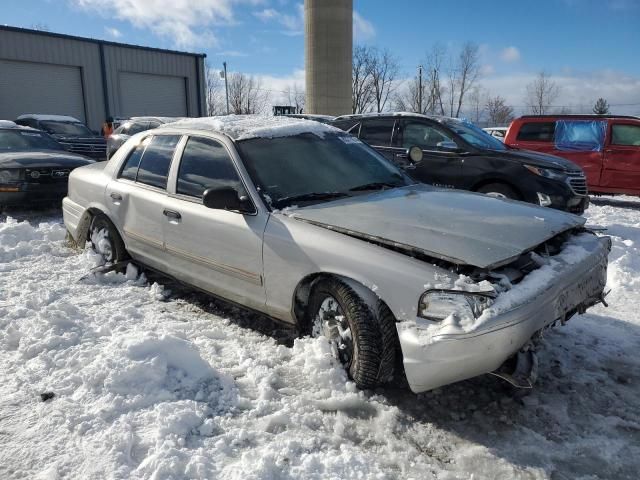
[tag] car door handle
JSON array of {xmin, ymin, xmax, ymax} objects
[
  {"xmin": 109, "ymin": 192, "xmax": 123, "ymax": 201},
  {"xmin": 163, "ymin": 209, "xmax": 181, "ymax": 220}
]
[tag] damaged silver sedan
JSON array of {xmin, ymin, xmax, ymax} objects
[{"xmin": 62, "ymin": 116, "xmax": 611, "ymax": 393}]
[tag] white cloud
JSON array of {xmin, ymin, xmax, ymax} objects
[
  {"xmin": 500, "ymin": 46, "xmax": 521, "ymax": 63},
  {"xmin": 73, "ymin": 0, "xmax": 265, "ymax": 48},
  {"xmin": 252, "ymin": 4, "xmax": 303, "ymax": 35},
  {"xmin": 480, "ymin": 70, "xmax": 640, "ymax": 115},
  {"xmin": 353, "ymin": 11, "xmax": 375, "ymax": 42},
  {"xmin": 104, "ymin": 27, "xmax": 122, "ymax": 39},
  {"xmin": 215, "ymin": 50, "xmax": 248, "ymax": 57}
]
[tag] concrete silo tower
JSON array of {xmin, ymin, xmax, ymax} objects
[{"xmin": 304, "ymin": 0, "xmax": 353, "ymax": 115}]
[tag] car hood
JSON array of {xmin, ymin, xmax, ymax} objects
[
  {"xmin": 488, "ymin": 148, "xmax": 581, "ymax": 172},
  {"xmin": 0, "ymin": 150, "xmax": 95, "ymax": 168},
  {"xmin": 51, "ymin": 135, "xmax": 106, "ymax": 144},
  {"xmin": 288, "ymin": 185, "xmax": 585, "ymax": 269}
]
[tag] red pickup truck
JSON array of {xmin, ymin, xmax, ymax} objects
[{"xmin": 504, "ymin": 115, "xmax": 640, "ymax": 196}]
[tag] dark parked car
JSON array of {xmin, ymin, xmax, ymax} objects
[
  {"xmin": 332, "ymin": 113, "xmax": 589, "ymax": 214},
  {"xmin": 15, "ymin": 114, "xmax": 107, "ymax": 161},
  {"xmin": 0, "ymin": 121, "xmax": 94, "ymax": 207},
  {"xmin": 107, "ymin": 116, "xmax": 181, "ymax": 159},
  {"xmin": 505, "ymin": 115, "xmax": 640, "ymax": 197}
]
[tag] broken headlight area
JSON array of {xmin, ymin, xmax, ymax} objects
[{"xmin": 418, "ymin": 290, "xmax": 495, "ymax": 322}]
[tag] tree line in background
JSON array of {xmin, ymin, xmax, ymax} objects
[{"xmin": 205, "ymin": 43, "xmax": 616, "ymax": 124}]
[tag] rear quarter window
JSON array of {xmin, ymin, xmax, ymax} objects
[{"xmin": 516, "ymin": 122, "xmax": 556, "ymax": 142}]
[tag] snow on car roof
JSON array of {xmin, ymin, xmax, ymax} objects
[
  {"xmin": 17, "ymin": 114, "xmax": 82, "ymax": 122},
  {"xmin": 334, "ymin": 111, "xmax": 459, "ymax": 123},
  {"xmin": 0, "ymin": 120, "xmax": 36, "ymax": 130},
  {"xmin": 164, "ymin": 115, "xmax": 342, "ymax": 140},
  {"xmin": 130, "ymin": 116, "xmax": 184, "ymax": 123}
]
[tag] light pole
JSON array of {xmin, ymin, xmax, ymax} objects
[{"xmin": 222, "ymin": 61, "xmax": 230, "ymax": 115}]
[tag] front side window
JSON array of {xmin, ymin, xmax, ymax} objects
[
  {"xmin": 359, "ymin": 119, "xmax": 394, "ymax": 146},
  {"xmin": 177, "ymin": 137, "xmax": 243, "ymax": 198},
  {"xmin": 611, "ymin": 124, "xmax": 640, "ymax": 146},
  {"xmin": 122, "ymin": 122, "xmax": 149, "ymax": 136},
  {"xmin": 119, "ymin": 138, "xmax": 149, "ymax": 181},
  {"xmin": 516, "ymin": 122, "xmax": 556, "ymax": 142},
  {"xmin": 237, "ymin": 132, "xmax": 411, "ymax": 209},
  {"xmin": 444, "ymin": 120, "xmax": 507, "ymax": 151},
  {"xmin": 399, "ymin": 121, "xmax": 455, "ymax": 150}
]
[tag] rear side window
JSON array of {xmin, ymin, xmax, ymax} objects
[
  {"xmin": 611, "ymin": 124, "xmax": 640, "ymax": 146},
  {"xmin": 126, "ymin": 122, "xmax": 149, "ymax": 135},
  {"xmin": 359, "ymin": 119, "xmax": 394, "ymax": 146},
  {"xmin": 399, "ymin": 121, "xmax": 454, "ymax": 149},
  {"xmin": 176, "ymin": 137, "xmax": 243, "ymax": 198},
  {"xmin": 119, "ymin": 135, "xmax": 180, "ymax": 189},
  {"xmin": 516, "ymin": 122, "xmax": 556, "ymax": 142},
  {"xmin": 136, "ymin": 135, "xmax": 181, "ymax": 189}
]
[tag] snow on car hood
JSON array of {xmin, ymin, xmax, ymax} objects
[{"xmin": 289, "ymin": 185, "xmax": 585, "ymax": 269}]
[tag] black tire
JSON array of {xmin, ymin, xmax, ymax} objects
[
  {"xmin": 306, "ymin": 278, "xmax": 397, "ymax": 389},
  {"xmin": 477, "ymin": 183, "xmax": 520, "ymax": 200},
  {"xmin": 89, "ymin": 214, "xmax": 128, "ymax": 264}
]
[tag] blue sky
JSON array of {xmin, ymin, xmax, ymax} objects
[{"xmin": 3, "ymin": 0, "xmax": 640, "ymax": 113}]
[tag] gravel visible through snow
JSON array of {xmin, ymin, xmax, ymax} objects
[{"xmin": 0, "ymin": 198, "xmax": 639, "ymax": 480}]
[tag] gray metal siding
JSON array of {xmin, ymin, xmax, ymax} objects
[
  {"xmin": 103, "ymin": 45, "xmax": 201, "ymax": 119},
  {"xmin": 0, "ymin": 59, "xmax": 86, "ymax": 121},
  {"xmin": 0, "ymin": 27, "xmax": 206, "ymax": 131},
  {"xmin": 0, "ymin": 29, "xmax": 104, "ymax": 130},
  {"xmin": 118, "ymin": 72, "xmax": 187, "ymax": 117}
]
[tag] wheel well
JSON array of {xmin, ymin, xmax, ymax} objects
[
  {"xmin": 472, "ymin": 179, "xmax": 523, "ymax": 199},
  {"xmin": 76, "ymin": 207, "xmax": 108, "ymax": 246},
  {"xmin": 292, "ymin": 272, "xmax": 396, "ymax": 329}
]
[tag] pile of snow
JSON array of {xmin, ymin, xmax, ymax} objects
[
  {"xmin": 0, "ymin": 200, "xmax": 639, "ymax": 479},
  {"xmin": 166, "ymin": 115, "xmax": 342, "ymax": 141}
]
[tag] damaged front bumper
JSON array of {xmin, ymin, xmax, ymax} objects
[{"xmin": 397, "ymin": 234, "xmax": 611, "ymax": 393}]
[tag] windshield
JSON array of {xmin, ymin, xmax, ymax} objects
[
  {"xmin": 0, "ymin": 130, "xmax": 64, "ymax": 151},
  {"xmin": 40, "ymin": 121, "xmax": 94, "ymax": 137},
  {"xmin": 237, "ymin": 132, "xmax": 413, "ymax": 209},
  {"xmin": 445, "ymin": 120, "xmax": 507, "ymax": 151}
]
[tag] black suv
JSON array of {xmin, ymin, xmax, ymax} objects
[
  {"xmin": 331, "ymin": 113, "xmax": 589, "ymax": 214},
  {"xmin": 15, "ymin": 115, "xmax": 107, "ymax": 161}
]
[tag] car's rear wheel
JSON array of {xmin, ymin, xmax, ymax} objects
[
  {"xmin": 89, "ymin": 214, "xmax": 127, "ymax": 264},
  {"xmin": 477, "ymin": 183, "xmax": 520, "ymax": 200},
  {"xmin": 306, "ymin": 278, "xmax": 397, "ymax": 389}
]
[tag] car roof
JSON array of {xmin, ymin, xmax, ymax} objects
[
  {"xmin": 284, "ymin": 114, "xmax": 336, "ymax": 121},
  {"xmin": 129, "ymin": 116, "xmax": 184, "ymax": 123},
  {"xmin": 158, "ymin": 114, "xmax": 343, "ymax": 141},
  {"xmin": 17, "ymin": 114, "xmax": 82, "ymax": 123},
  {"xmin": 332, "ymin": 112, "xmax": 460, "ymax": 123},
  {"xmin": 516, "ymin": 114, "xmax": 640, "ymax": 121}
]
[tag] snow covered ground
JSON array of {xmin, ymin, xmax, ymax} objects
[{"xmin": 0, "ymin": 197, "xmax": 638, "ymax": 480}]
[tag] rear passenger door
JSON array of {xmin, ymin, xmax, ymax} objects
[
  {"xmin": 162, "ymin": 135, "xmax": 268, "ymax": 311},
  {"xmin": 105, "ymin": 134, "xmax": 182, "ymax": 271},
  {"xmin": 393, "ymin": 119, "xmax": 463, "ymax": 188},
  {"xmin": 602, "ymin": 122, "xmax": 640, "ymax": 193},
  {"xmin": 357, "ymin": 118, "xmax": 397, "ymax": 162}
]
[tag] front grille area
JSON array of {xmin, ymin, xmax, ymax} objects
[
  {"xmin": 59, "ymin": 142, "xmax": 107, "ymax": 158},
  {"xmin": 566, "ymin": 171, "xmax": 588, "ymax": 196},
  {"xmin": 24, "ymin": 167, "xmax": 71, "ymax": 184}
]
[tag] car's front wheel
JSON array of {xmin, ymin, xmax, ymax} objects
[
  {"xmin": 477, "ymin": 182, "xmax": 520, "ymax": 200},
  {"xmin": 306, "ymin": 278, "xmax": 396, "ymax": 389},
  {"xmin": 89, "ymin": 214, "xmax": 128, "ymax": 264}
]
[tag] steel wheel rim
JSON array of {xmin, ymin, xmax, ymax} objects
[{"xmin": 312, "ymin": 295, "xmax": 353, "ymax": 366}]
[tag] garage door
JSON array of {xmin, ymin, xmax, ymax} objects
[
  {"xmin": 0, "ymin": 59, "xmax": 85, "ymax": 121},
  {"xmin": 119, "ymin": 72, "xmax": 187, "ymax": 117}
]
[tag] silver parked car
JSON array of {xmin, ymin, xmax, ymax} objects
[
  {"xmin": 63, "ymin": 115, "xmax": 610, "ymax": 393},
  {"xmin": 106, "ymin": 117, "xmax": 181, "ymax": 159}
]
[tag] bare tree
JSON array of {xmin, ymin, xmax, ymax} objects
[
  {"xmin": 393, "ymin": 77, "xmax": 427, "ymax": 114},
  {"xmin": 485, "ymin": 95, "xmax": 514, "ymax": 125},
  {"xmin": 352, "ymin": 45, "xmax": 375, "ymax": 114},
  {"xmin": 228, "ymin": 73, "xmax": 268, "ymax": 115},
  {"xmin": 285, "ymin": 84, "xmax": 305, "ymax": 113},
  {"xmin": 525, "ymin": 72, "xmax": 560, "ymax": 115},
  {"xmin": 369, "ymin": 48, "xmax": 399, "ymax": 113},
  {"xmin": 442, "ymin": 42, "xmax": 481, "ymax": 117},
  {"xmin": 424, "ymin": 44, "xmax": 447, "ymax": 115},
  {"xmin": 205, "ymin": 65, "xmax": 226, "ymax": 116},
  {"xmin": 467, "ymin": 86, "xmax": 487, "ymax": 123}
]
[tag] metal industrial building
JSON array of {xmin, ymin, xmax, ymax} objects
[{"xmin": 0, "ymin": 26, "xmax": 206, "ymax": 131}]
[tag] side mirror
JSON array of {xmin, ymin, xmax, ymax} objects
[
  {"xmin": 202, "ymin": 187, "xmax": 253, "ymax": 213},
  {"xmin": 436, "ymin": 141, "xmax": 460, "ymax": 152},
  {"xmin": 407, "ymin": 145, "xmax": 424, "ymax": 163}
]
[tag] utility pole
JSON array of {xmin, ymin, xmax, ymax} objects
[
  {"xmin": 417, "ymin": 65, "xmax": 423, "ymax": 114},
  {"xmin": 223, "ymin": 61, "xmax": 230, "ymax": 115}
]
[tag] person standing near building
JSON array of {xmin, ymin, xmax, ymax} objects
[{"xmin": 101, "ymin": 116, "xmax": 114, "ymax": 138}]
